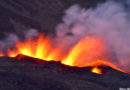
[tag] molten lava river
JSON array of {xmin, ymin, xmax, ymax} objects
[{"xmin": 0, "ymin": 33, "xmax": 127, "ymax": 74}]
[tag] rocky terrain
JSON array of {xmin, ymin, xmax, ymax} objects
[{"xmin": 0, "ymin": 55, "xmax": 130, "ymax": 90}]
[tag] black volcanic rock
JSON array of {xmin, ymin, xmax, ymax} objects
[{"xmin": 0, "ymin": 55, "xmax": 129, "ymax": 90}]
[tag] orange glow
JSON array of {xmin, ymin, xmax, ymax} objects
[
  {"xmin": 0, "ymin": 52, "xmax": 4, "ymax": 56},
  {"xmin": 7, "ymin": 48, "xmax": 17, "ymax": 57},
  {"xmin": 46, "ymin": 49, "xmax": 65, "ymax": 61},
  {"xmin": 35, "ymin": 35, "xmax": 52, "ymax": 60},
  {"xmin": 84, "ymin": 60, "xmax": 124, "ymax": 72},
  {"xmin": 0, "ymin": 33, "xmax": 127, "ymax": 74},
  {"xmin": 62, "ymin": 36, "xmax": 106, "ymax": 67},
  {"xmin": 91, "ymin": 67, "xmax": 102, "ymax": 74},
  {"xmin": 6, "ymin": 34, "xmax": 65, "ymax": 61}
]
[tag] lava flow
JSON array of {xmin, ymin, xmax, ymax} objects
[
  {"xmin": 91, "ymin": 67, "xmax": 102, "ymax": 74},
  {"xmin": 0, "ymin": 33, "xmax": 127, "ymax": 74}
]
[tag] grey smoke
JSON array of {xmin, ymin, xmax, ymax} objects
[
  {"xmin": 0, "ymin": 29, "xmax": 38, "ymax": 52},
  {"xmin": 55, "ymin": 1, "xmax": 130, "ymax": 71},
  {"xmin": 0, "ymin": 34, "xmax": 19, "ymax": 52},
  {"xmin": 24, "ymin": 29, "xmax": 39, "ymax": 38}
]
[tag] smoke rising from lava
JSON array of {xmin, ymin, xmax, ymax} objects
[{"xmin": 56, "ymin": 1, "xmax": 130, "ymax": 71}]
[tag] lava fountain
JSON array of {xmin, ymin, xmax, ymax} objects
[{"xmin": 0, "ymin": 33, "xmax": 128, "ymax": 74}]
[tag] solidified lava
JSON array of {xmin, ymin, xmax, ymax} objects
[{"xmin": 10, "ymin": 54, "xmax": 117, "ymax": 75}]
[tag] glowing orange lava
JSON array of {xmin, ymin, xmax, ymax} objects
[
  {"xmin": 0, "ymin": 33, "xmax": 127, "ymax": 74},
  {"xmin": 91, "ymin": 67, "xmax": 102, "ymax": 74},
  {"xmin": 6, "ymin": 34, "xmax": 65, "ymax": 61},
  {"xmin": 0, "ymin": 52, "xmax": 4, "ymax": 57},
  {"xmin": 62, "ymin": 36, "xmax": 106, "ymax": 67}
]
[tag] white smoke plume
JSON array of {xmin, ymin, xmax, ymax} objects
[{"xmin": 55, "ymin": 1, "xmax": 130, "ymax": 71}]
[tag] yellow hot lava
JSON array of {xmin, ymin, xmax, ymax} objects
[
  {"xmin": 62, "ymin": 36, "xmax": 106, "ymax": 67},
  {"xmin": 91, "ymin": 67, "xmax": 102, "ymax": 74},
  {"xmin": 7, "ymin": 34, "xmax": 64, "ymax": 61}
]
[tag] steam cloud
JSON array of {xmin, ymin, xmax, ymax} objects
[{"xmin": 56, "ymin": 1, "xmax": 130, "ymax": 71}]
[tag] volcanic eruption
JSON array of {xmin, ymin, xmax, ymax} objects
[
  {"xmin": 0, "ymin": 31, "xmax": 127, "ymax": 75},
  {"xmin": 0, "ymin": 0, "xmax": 130, "ymax": 90},
  {"xmin": 0, "ymin": 1, "xmax": 129, "ymax": 75}
]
